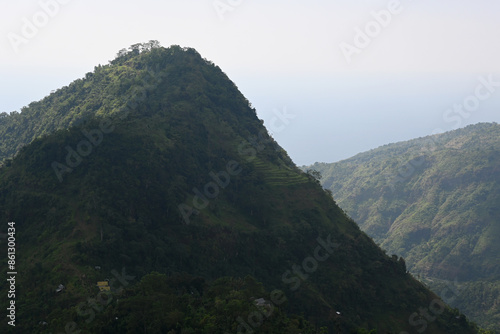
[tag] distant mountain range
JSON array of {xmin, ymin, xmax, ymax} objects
[
  {"xmin": 0, "ymin": 43, "xmax": 487, "ymax": 333},
  {"xmin": 307, "ymin": 122, "xmax": 500, "ymax": 332}
]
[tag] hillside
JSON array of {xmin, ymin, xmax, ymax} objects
[
  {"xmin": 0, "ymin": 44, "xmax": 485, "ymax": 333},
  {"xmin": 309, "ymin": 123, "xmax": 500, "ymax": 332}
]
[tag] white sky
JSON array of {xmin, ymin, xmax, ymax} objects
[{"xmin": 1, "ymin": 0, "xmax": 500, "ymax": 164}]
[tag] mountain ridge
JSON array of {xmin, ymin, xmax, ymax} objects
[{"xmin": 308, "ymin": 122, "xmax": 500, "ymax": 332}]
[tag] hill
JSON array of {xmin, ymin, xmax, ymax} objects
[
  {"xmin": 308, "ymin": 123, "xmax": 500, "ymax": 332},
  {"xmin": 0, "ymin": 43, "xmax": 485, "ymax": 333}
]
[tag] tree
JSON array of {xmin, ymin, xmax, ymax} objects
[
  {"xmin": 146, "ymin": 40, "xmax": 161, "ymax": 50},
  {"xmin": 129, "ymin": 43, "xmax": 143, "ymax": 54},
  {"xmin": 306, "ymin": 169, "xmax": 322, "ymax": 182},
  {"xmin": 116, "ymin": 48, "xmax": 128, "ymax": 58}
]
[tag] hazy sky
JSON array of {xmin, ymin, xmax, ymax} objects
[{"xmin": 1, "ymin": 0, "xmax": 500, "ymax": 165}]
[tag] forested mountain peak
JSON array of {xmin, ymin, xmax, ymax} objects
[
  {"xmin": 0, "ymin": 42, "xmax": 258, "ymax": 165},
  {"xmin": 0, "ymin": 44, "xmax": 487, "ymax": 333}
]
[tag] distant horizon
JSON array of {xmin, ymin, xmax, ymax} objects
[
  {"xmin": 299, "ymin": 121, "xmax": 499, "ymax": 167},
  {"xmin": 240, "ymin": 71, "xmax": 500, "ymax": 166}
]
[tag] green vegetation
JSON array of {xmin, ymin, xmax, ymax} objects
[
  {"xmin": 308, "ymin": 123, "xmax": 500, "ymax": 332},
  {"xmin": 80, "ymin": 273, "xmax": 325, "ymax": 333},
  {"xmin": 0, "ymin": 44, "xmax": 485, "ymax": 333}
]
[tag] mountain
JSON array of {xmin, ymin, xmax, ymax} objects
[
  {"xmin": 308, "ymin": 123, "xmax": 500, "ymax": 332},
  {"xmin": 0, "ymin": 43, "xmax": 485, "ymax": 333}
]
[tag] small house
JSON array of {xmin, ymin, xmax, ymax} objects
[{"xmin": 97, "ymin": 281, "xmax": 110, "ymax": 292}]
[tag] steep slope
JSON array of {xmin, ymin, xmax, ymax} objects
[
  {"xmin": 0, "ymin": 45, "xmax": 483, "ymax": 333},
  {"xmin": 309, "ymin": 123, "xmax": 500, "ymax": 332}
]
